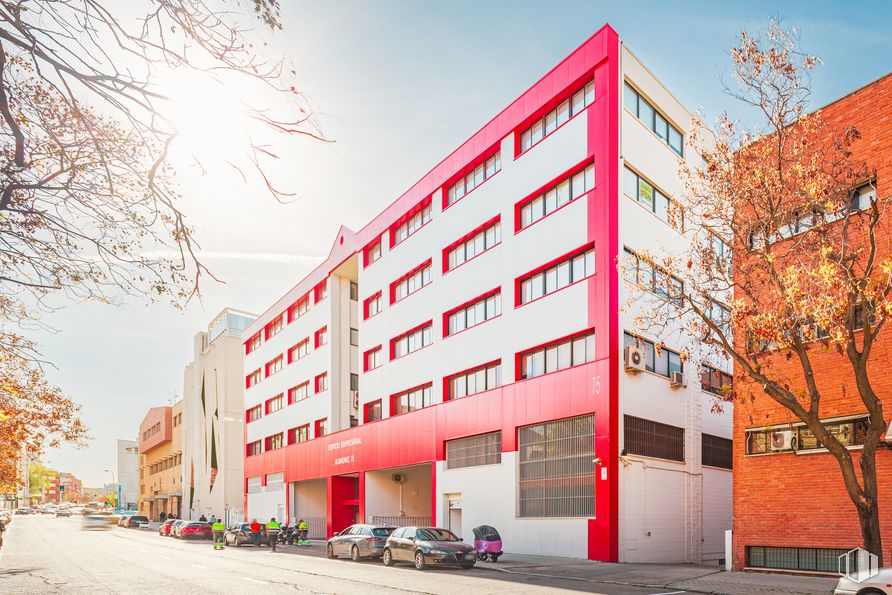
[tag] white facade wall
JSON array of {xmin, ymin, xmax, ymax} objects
[{"xmin": 116, "ymin": 439, "xmax": 139, "ymax": 510}]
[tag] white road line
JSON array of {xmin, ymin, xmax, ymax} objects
[
  {"xmin": 158, "ymin": 555, "xmax": 172, "ymax": 560},
  {"xmin": 241, "ymin": 577, "xmax": 268, "ymax": 585},
  {"xmin": 190, "ymin": 563, "xmax": 208, "ymax": 569},
  {"xmin": 652, "ymin": 591, "xmax": 687, "ymax": 595}
]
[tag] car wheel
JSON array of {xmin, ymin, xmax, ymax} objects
[
  {"xmin": 351, "ymin": 545, "xmax": 360, "ymax": 562},
  {"xmin": 461, "ymin": 562, "xmax": 475, "ymax": 569},
  {"xmin": 476, "ymin": 552, "xmax": 486, "ymax": 561},
  {"xmin": 382, "ymin": 548, "xmax": 394, "ymax": 567},
  {"xmin": 858, "ymin": 590, "xmax": 886, "ymax": 595},
  {"xmin": 326, "ymin": 543, "xmax": 335, "ymax": 559},
  {"xmin": 414, "ymin": 551, "xmax": 425, "ymax": 570}
]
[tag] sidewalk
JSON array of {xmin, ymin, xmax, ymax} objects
[{"xmin": 475, "ymin": 554, "xmax": 838, "ymax": 595}]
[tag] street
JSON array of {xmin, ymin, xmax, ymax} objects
[{"xmin": 0, "ymin": 515, "xmax": 682, "ymax": 594}]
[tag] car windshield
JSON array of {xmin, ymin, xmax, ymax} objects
[
  {"xmin": 187, "ymin": 523, "xmax": 206, "ymax": 527},
  {"xmin": 417, "ymin": 528, "xmax": 459, "ymax": 542},
  {"xmin": 372, "ymin": 528, "xmax": 395, "ymax": 538},
  {"xmin": 131, "ymin": 517, "xmax": 147, "ymax": 521}
]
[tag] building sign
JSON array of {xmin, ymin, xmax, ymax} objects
[{"xmin": 328, "ymin": 436, "xmax": 362, "ymax": 465}]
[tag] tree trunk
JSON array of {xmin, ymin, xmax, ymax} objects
[{"xmin": 857, "ymin": 500, "xmax": 883, "ymax": 567}]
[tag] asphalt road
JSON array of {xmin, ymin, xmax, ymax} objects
[{"xmin": 0, "ymin": 515, "xmax": 684, "ymax": 594}]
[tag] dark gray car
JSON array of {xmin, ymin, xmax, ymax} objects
[
  {"xmin": 327, "ymin": 524, "xmax": 396, "ymax": 560},
  {"xmin": 382, "ymin": 526, "xmax": 476, "ymax": 570}
]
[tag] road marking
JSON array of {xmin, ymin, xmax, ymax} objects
[
  {"xmin": 241, "ymin": 577, "xmax": 268, "ymax": 585},
  {"xmin": 652, "ymin": 592, "xmax": 687, "ymax": 595},
  {"xmin": 190, "ymin": 563, "xmax": 208, "ymax": 569},
  {"xmin": 158, "ymin": 555, "xmax": 171, "ymax": 560}
]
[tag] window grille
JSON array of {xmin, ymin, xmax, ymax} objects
[
  {"xmin": 624, "ymin": 415, "xmax": 684, "ymax": 462},
  {"xmin": 701, "ymin": 433, "xmax": 732, "ymax": 469},
  {"xmin": 446, "ymin": 432, "xmax": 502, "ymax": 470}
]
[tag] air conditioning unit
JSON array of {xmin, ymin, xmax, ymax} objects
[
  {"xmin": 351, "ymin": 391, "xmax": 359, "ymax": 411},
  {"xmin": 624, "ymin": 345, "xmax": 646, "ymax": 373},
  {"xmin": 392, "ymin": 473, "xmax": 406, "ymax": 484},
  {"xmin": 669, "ymin": 371, "xmax": 685, "ymax": 387},
  {"xmin": 770, "ymin": 430, "xmax": 797, "ymax": 451}
]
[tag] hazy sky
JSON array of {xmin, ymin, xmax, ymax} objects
[{"xmin": 35, "ymin": 0, "xmax": 892, "ymax": 486}]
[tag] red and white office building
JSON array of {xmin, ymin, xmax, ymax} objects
[{"xmin": 242, "ymin": 25, "xmax": 732, "ymax": 563}]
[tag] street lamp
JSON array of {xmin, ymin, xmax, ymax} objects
[{"xmin": 104, "ymin": 469, "xmax": 116, "ymax": 511}]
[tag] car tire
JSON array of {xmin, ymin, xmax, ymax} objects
[
  {"xmin": 414, "ymin": 551, "xmax": 425, "ymax": 570},
  {"xmin": 461, "ymin": 562, "xmax": 475, "ymax": 570},
  {"xmin": 351, "ymin": 545, "xmax": 360, "ymax": 562},
  {"xmin": 382, "ymin": 548, "xmax": 394, "ymax": 567},
  {"xmin": 858, "ymin": 590, "xmax": 886, "ymax": 595},
  {"xmin": 327, "ymin": 543, "xmax": 335, "ymax": 559}
]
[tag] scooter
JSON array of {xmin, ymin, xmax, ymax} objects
[{"xmin": 472, "ymin": 525, "xmax": 503, "ymax": 562}]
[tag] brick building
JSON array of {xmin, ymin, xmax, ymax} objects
[{"xmin": 733, "ymin": 73, "xmax": 892, "ymax": 572}]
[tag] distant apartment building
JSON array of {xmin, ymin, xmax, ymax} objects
[
  {"xmin": 117, "ymin": 439, "xmax": 139, "ymax": 510},
  {"xmin": 181, "ymin": 309, "xmax": 255, "ymax": 525},
  {"xmin": 45, "ymin": 471, "xmax": 82, "ymax": 503},
  {"xmin": 240, "ymin": 25, "xmax": 732, "ymax": 562},
  {"xmin": 138, "ymin": 401, "xmax": 184, "ymax": 520}
]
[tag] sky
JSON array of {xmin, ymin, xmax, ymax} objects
[{"xmin": 33, "ymin": 0, "xmax": 892, "ymax": 487}]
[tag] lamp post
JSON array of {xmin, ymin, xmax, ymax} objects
[{"xmin": 104, "ymin": 469, "xmax": 117, "ymax": 512}]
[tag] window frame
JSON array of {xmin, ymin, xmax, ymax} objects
[
  {"xmin": 623, "ymin": 82, "xmax": 684, "ymax": 156},
  {"xmin": 442, "ymin": 216, "xmax": 502, "ymax": 274},
  {"xmin": 314, "ymin": 326, "xmax": 328, "ymax": 348},
  {"xmin": 364, "ymin": 399, "xmax": 383, "ymax": 423},
  {"xmin": 363, "ymin": 236, "xmax": 383, "ymax": 268},
  {"xmin": 363, "ymin": 291, "xmax": 383, "ymax": 320},
  {"xmin": 443, "ymin": 288, "xmax": 501, "ymax": 338},
  {"xmin": 515, "ymin": 161, "xmax": 595, "ymax": 233},
  {"xmin": 444, "ymin": 148, "xmax": 502, "ymax": 210},
  {"xmin": 444, "ymin": 360, "xmax": 502, "ymax": 401},
  {"xmin": 516, "ymin": 244, "xmax": 595, "ymax": 307},
  {"xmin": 287, "ymin": 381, "xmax": 311, "ymax": 404},
  {"xmin": 390, "ymin": 259, "xmax": 433, "ymax": 305},
  {"xmin": 517, "ymin": 79, "xmax": 595, "ymax": 157},
  {"xmin": 516, "ymin": 329, "xmax": 595, "ymax": 381},
  {"xmin": 390, "ymin": 196, "xmax": 433, "ymax": 249},
  {"xmin": 390, "ymin": 320, "xmax": 433, "ymax": 360},
  {"xmin": 287, "ymin": 338, "xmax": 310, "ymax": 364},
  {"xmin": 364, "ymin": 345, "xmax": 383, "ymax": 372},
  {"xmin": 314, "ymin": 372, "xmax": 328, "ymax": 394},
  {"xmin": 313, "ymin": 279, "xmax": 328, "ymax": 304},
  {"xmin": 390, "ymin": 383, "xmax": 433, "ymax": 416},
  {"xmin": 622, "ymin": 165, "xmax": 684, "ymax": 230}
]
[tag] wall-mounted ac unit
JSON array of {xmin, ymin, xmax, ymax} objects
[
  {"xmin": 770, "ymin": 430, "xmax": 797, "ymax": 451},
  {"xmin": 669, "ymin": 370, "xmax": 685, "ymax": 387},
  {"xmin": 392, "ymin": 473, "xmax": 406, "ymax": 484},
  {"xmin": 351, "ymin": 391, "xmax": 359, "ymax": 411},
  {"xmin": 624, "ymin": 345, "xmax": 646, "ymax": 373}
]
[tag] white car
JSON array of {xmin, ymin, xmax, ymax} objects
[{"xmin": 835, "ymin": 567, "xmax": 892, "ymax": 594}]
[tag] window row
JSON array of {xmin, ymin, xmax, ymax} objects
[
  {"xmin": 446, "ymin": 220, "xmax": 501, "ymax": 271},
  {"xmin": 392, "ymin": 384, "xmax": 432, "ymax": 416},
  {"xmin": 623, "ymin": 332, "xmax": 683, "ymax": 377},
  {"xmin": 623, "ymin": 82, "xmax": 683, "ymax": 155},
  {"xmin": 519, "ymin": 164, "xmax": 594, "ymax": 230},
  {"xmin": 518, "ymin": 330, "xmax": 595, "ymax": 380},
  {"xmin": 392, "ymin": 323, "xmax": 433, "ymax": 359},
  {"xmin": 392, "ymin": 202, "xmax": 432, "ymax": 247},
  {"xmin": 446, "ymin": 291, "xmax": 501, "ymax": 336},
  {"xmin": 519, "ymin": 81, "xmax": 594, "ymax": 153},
  {"xmin": 745, "ymin": 416, "xmax": 868, "ymax": 455},
  {"xmin": 519, "ymin": 247, "xmax": 594, "ymax": 305},
  {"xmin": 148, "ymin": 453, "xmax": 182, "ymax": 475},
  {"xmin": 624, "ymin": 248, "xmax": 684, "ymax": 307},
  {"xmin": 446, "ymin": 361, "xmax": 501, "ymax": 401},
  {"xmin": 623, "ymin": 167, "xmax": 682, "ymax": 229},
  {"xmin": 447, "ymin": 152, "xmax": 501, "ymax": 207},
  {"xmin": 392, "ymin": 261, "xmax": 432, "ymax": 303}
]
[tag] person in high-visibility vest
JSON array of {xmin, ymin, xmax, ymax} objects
[
  {"xmin": 266, "ymin": 517, "xmax": 281, "ymax": 552},
  {"xmin": 211, "ymin": 519, "xmax": 225, "ymax": 550},
  {"xmin": 297, "ymin": 518, "xmax": 309, "ymax": 546}
]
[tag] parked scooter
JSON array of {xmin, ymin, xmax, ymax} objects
[
  {"xmin": 472, "ymin": 525, "xmax": 503, "ymax": 562},
  {"xmin": 282, "ymin": 525, "xmax": 298, "ymax": 545}
]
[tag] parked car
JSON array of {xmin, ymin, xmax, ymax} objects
[
  {"xmin": 223, "ymin": 523, "xmax": 267, "ymax": 547},
  {"xmin": 179, "ymin": 522, "xmax": 212, "ymax": 540},
  {"xmin": 159, "ymin": 518, "xmax": 176, "ymax": 536},
  {"xmin": 125, "ymin": 515, "xmax": 149, "ymax": 528},
  {"xmin": 835, "ymin": 567, "xmax": 892, "ymax": 594},
  {"xmin": 327, "ymin": 524, "xmax": 396, "ymax": 561},
  {"xmin": 15, "ymin": 508, "xmax": 34, "ymax": 515},
  {"xmin": 55, "ymin": 509, "xmax": 71, "ymax": 517},
  {"xmin": 382, "ymin": 526, "xmax": 476, "ymax": 570},
  {"xmin": 82, "ymin": 512, "xmax": 114, "ymax": 531},
  {"xmin": 171, "ymin": 519, "xmax": 189, "ymax": 538}
]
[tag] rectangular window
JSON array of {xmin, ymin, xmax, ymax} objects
[
  {"xmin": 624, "ymin": 415, "xmax": 685, "ymax": 462},
  {"xmin": 700, "ymin": 364, "xmax": 733, "ymax": 395},
  {"xmin": 245, "ymin": 369, "xmax": 261, "ymax": 389},
  {"xmin": 287, "ymin": 381, "xmax": 310, "ymax": 404},
  {"xmin": 745, "ymin": 416, "xmax": 869, "ymax": 455},
  {"xmin": 706, "ymin": 300, "xmax": 732, "ymax": 337},
  {"xmin": 446, "ymin": 361, "xmax": 501, "ymax": 400},
  {"xmin": 264, "ymin": 394, "xmax": 284, "ymax": 415},
  {"xmin": 288, "ymin": 338, "xmax": 310, "ymax": 363},
  {"xmin": 246, "ymin": 441, "xmax": 262, "ymax": 457},
  {"xmin": 314, "ymin": 279, "xmax": 328, "ymax": 303},
  {"xmin": 364, "ymin": 346, "xmax": 383, "ymax": 372},
  {"xmin": 288, "ymin": 424, "xmax": 310, "ymax": 445},
  {"xmin": 518, "ymin": 330, "xmax": 595, "ymax": 380},
  {"xmin": 364, "ymin": 237, "xmax": 382, "ymax": 267},
  {"xmin": 315, "ymin": 418, "xmax": 328, "ymax": 438},
  {"xmin": 445, "ymin": 290, "xmax": 501, "ymax": 336},
  {"xmin": 264, "ymin": 433, "xmax": 284, "ymax": 451},
  {"xmin": 315, "ymin": 372, "xmax": 328, "ymax": 394},
  {"xmin": 624, "ymin": 83, "xmax": 683, "ymax": 156},
  {"xmin": 246, "ymin": 332, "xmax": 262, "ymax": 354},
  {"xmin": 446, "ymin": 151, "xmax": 501, "ymax": 208},
  {"xmin": 518, "ymin": 415, "xmax": 595, "ymax": 517},
  {"xmin": 287, "ymin": 295, "xmax": 310, "ymax": 322},
  {"xmin": 364, "ymin": 292, "xmax": 382, "ymax": 319},
  {"xmin": 266, "ymin": 472, "xmax": 284, "ymax": 492},
  {"xmin": 315, "ymin": 326, "xmax": 328, "ymax": 348},
  {"xmin": 365, "ymin": 400, "xmax": 382, "ymax": 423},
  {"xmin": 246, "ymin": 405, "xmax": 262, "ymax": 423},
  {"xmin": 264, "ymin": 315, "xmax": 284, "ymax": 340},
  {"xmin": 623, "ymin": 167, "xmax": 683, "ymax": 229},
  {"xmin": 624, "ymin": 248, "xmax": 684, "ymax": 307},
  {"xmin": 391, "ymin": 322, "xmax": 433, "ymax": 359},
  {"xmin": 518, "ymin": 164, "xmax": 595, "ymax": 231},
  {"xmin": 391, "ymin": 384, "xmax": 432, "ymax": 416},
  {"xmin": 746, "ymin": 546, "xmax": 848, "ymax": 573},
  {"xmin": 702, "ymin": 434, "xmax": 733, "ymax": 469},
  {"xmin": 623, "ymin": 332, "xmax": 683, "ymax": 377},
  {"xmin": 350, "ymin": 373, "xmax": 359, "ymax": 391},
  {"xmin": 350, "ymin": 327, "xmax": 359, "ymax": 346},
  {"xmin": 518, "ymin": 246, "xmax": 594, "ymax": 305},
  {"xmin": 391, "ymin": 198, "xmax": 432, "ymax": 247},
  {"xmin": 265, "ymin": 355, "xmax": 284, "ymax": 377},
  {"xmin": 445, "ymin": 220, "xmax": 501, "ymax": 271},
  {"xmin": 391, "ymin": 260, "xmax": 432, "ymax": 304},
  {"xmin": 519, "ymin": 81, "xmax": 594, "ymax": 154},
  {"xmin": 446, "ymin": 432, "xmax": 502, "ymax": 469}
]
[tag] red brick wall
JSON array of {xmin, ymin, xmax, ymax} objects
[{"xmin": 733, "ymin": 72, "xmax": 892, "ymax": 569}]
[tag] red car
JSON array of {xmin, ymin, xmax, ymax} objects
[
  {"xmin": 159, "ymin": 518, "xmax": 176, "ymax": 536},
  {"xmin": 179, "ymin": 522, "xmax": 212, "ymax": 540}
]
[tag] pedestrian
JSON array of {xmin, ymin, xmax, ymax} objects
[
  {"xmin": 160, "ymin": 512, "xmax": 167, "ymax": 522},
  {"xmin": 297, "ymin": 517, "xmax": 309, "ymax": 546},
  {"xmin": 266, "ymin": 517, "xmax": 281, "ymax": 552},
  {"xmin": 209, "ymin": 514, "xmax": 216, "ymax": 524},
  {"xmin": 211, "ymin": 518, "xmax": 225, "ymax": 550},
  {"xmin": 249, "ymin": 518, "xmax": 262, "ymax": 547},
  {"xmin": 198, "ymin": 514, "xmax": 207, "ymax": 522}
]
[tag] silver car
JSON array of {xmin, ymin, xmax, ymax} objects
[
  {"xmin": 327, "ymin": 524, "xmax": 396, "ymax": 561},
  {"xmin": 835, "ymin": 567, "xmax": 892, "ymax": 594}
]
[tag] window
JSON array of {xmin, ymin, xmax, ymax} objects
[
  {"xmin": 445, "ymin": 220, "xmax": 501, "ymax": 271},
  {"xmin": 246, "ymin": 369, "xmax": 261, "ymax": 389},
  {"xmin": 846, "ymin": 181, "xmax": 878, "ymax": 215},
  {"xmin": 350, "ymin": 327, "xmax": 359, "ymax": 346},
  {"xmin": 350, "ymin": 281, "xmax": 359, "ymax": 301},
  {"xmin": 364, "ymin": 238, "xmax": 383, "ymax": 267},
  {"xmin": 315, "ymin": 418, "xmax": 328, "ymax": 438},
  {"xmin": 446, "ymin": 151, "xmax": 501, "ymax": 207},
  {"xmin": 246, "ymin": 332, "xmax": 261, "ymax": 354},
  {"xmin": 392, "ymin": 384, "xmax": 432, "ymax": 416},
  {"xmin": 350, "ymin": 373, "xmax": 359, "ymax": 391},
  {"xmin": 446, "ymin": 291, "xmax": 501, "ymax": 336},
  {"xmin": 702, "ymin": 434, "xmax": 732, "ymax": 469},
  {"xmin": 745, "ymin": 416, "xmax": 869, "ymax": 455},
  {"xmin": 392, "ymin": 199, "xmax": 432, "ymax": 247},
  {"xmin": 623, "ymin": 332, "xmax": 683, "ymax": 378},
  {"xmin": 264, "ymin": 433, "xmax": 284, "ymax": 451},
  {"xmin": 446, "ymin": 432, "xmax": 502, "ymax": 469},
  {"xmin": 446, "ymin": 361, "xmax": 501, "ymax": 400},
  {"xmin": 706, "ymin": 300, "xmax": 732, "ymax": 337},
  {"xmin": 391, "ymin": 260, "xmax": 432, "ymax": 303},
  {"xmin": 391, "ymin": 322, "xmax": 433, "ymax": 359},
  {"xmin": 288, "ymin": 338, "xmax": 310, "ymax": 363},
  {"xmin": 288, "ymin": 381, "xmax": 310, "ymax": 404},
  {"xmin": 518, "ymin": 330, "xmax": 595, "ymax": 380},
  {"xmin": 266, "ymin": 472, "xmax": 284, "ymax": 492},
  {"xmin": 700, "ymin": 364, "xmax": 733, "ymax": 395},
  {"xmin": 519, "ymin": 81, "xmax": 594, "ymax": 153},
  {"xmin": 708, "ymin": 231, "xmax": 731, "ymax": 270},
  {"xmin": 519, "ymin": 164, "xmax": 595, "ymax": 230},
  {"xmin": 288, "ymin": 424, "xmax": 310, "ymax": 445},
  {"xmin": 265, "ymin": 355, "xmax": 283, "ymax": 377},
  {"xmin": 518, "ymin": 415, "xmax": 595, "ymax": 517},
  {"xmin": 264, "ymin": 394, "xmax": 284, "ymax": 415},
  {"xmin": 265, "ymin": 315, "xmax": 283, "ymax": 340},
  {"xmin": 287, "ymin": 295, "xmax": 310, "ymax": 322},
  {"xmin": 365, "ymin": 346, "xmax": 383, "ymax": 371},
  {"xmin": 624, "ymin": 248, "xmax": 684, "ymax": 307},
  {"xmin": 624, "ymin": 83, "xmax": 684, "ymax": 155},
  {"xmin": 315, "ymin": 372, "xmax": 328, "ymax": 394},
  {"xmin": 314, "ymin": 279, "xmax": 328, "ymax": 303},
  {"xmin": 364, "ymin": 292, "xmax": 382, "ymax": 319},
  {"xmin": 365, "ymin": 400, "xmax": 382, "ymax": 423},
  {"xmin": 315, "ymin": 326, "xmax": 328, "ymax": 348},
  {"xmin": 747, "ymin": 546, "xmax": 848, "ymax": 573},
  {"xmin": 622, "ymin": 167, "xmax": 683, "ymax": 229},
  {"xmin": 247, "ymin": 476, "xmax": 262, "ymax": 493},
  {"xmin": 624, "ymin": 415, "xmax": 685, "ymax": 462},
  {"xmin": 518, "ymin": 246, "xmax": 595, "ymax": 305}
]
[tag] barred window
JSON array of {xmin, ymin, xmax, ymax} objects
[
  {"xmin": 747, "ymin": 546, "xmax": 848, "ymax": 573},
  {"xmin": 701, "ymin": 434, "xmax": 732, "ymax": 469},
  {"xmin": 445, "ymin": 432, "xmax": 502, "ymax": 470},
  {"xmin": 518, "ymin": 415, "xmax": 595, "ymax": 518},
  {"xmin": 266, "ymin": 472, "xmax": 284, "ymax": 492},
  {"xmin": 247, "ymin": 476, "xmax": 262, "ymax": 494},
  {"xmin": 624, "ymin": 415, "xmax": 684, "ymax": 462},
  {"xmin": 745, "ymin": 416, "xmax": 868, "ymax": 454}
]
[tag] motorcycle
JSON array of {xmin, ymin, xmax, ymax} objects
[{"xmin": 472, "ymin": 525, "xmax": 503, "ymax": 562}]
